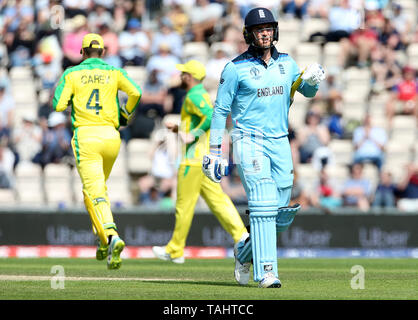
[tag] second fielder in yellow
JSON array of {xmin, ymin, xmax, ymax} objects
[
  {"xmin": 53, "ymin": 33, "xmax": 141, "ymax": 269},
  {"xmin": 152, "ymin": 60, "xmax": 248, "ymax": 263}
]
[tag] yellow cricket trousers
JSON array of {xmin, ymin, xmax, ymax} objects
[
  {"xmin": 72, "ymin": 126, "xmax": 121, "ymax": 242},
  {"xmin": 166, "ymin": 165, "xmax": 247, "ymax": 258}
]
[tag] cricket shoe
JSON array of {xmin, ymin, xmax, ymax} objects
[
  {"xmin": 233, "ymin": 234, "xmax": 251, "ymax": 285},
  {"xmin": 107, "ymin": 236, "xmax": 125, "ymax": 270},
  {"xmin": 258, "ymin": 272, "xmax": 281, "ymax": 288},
  {"xmin": 96, "ymin": 240, "xmax": 109, "ymax": 261},
  {"xmin": 152, "ymin": 246, "xmax": 185, "ymax": 264}
]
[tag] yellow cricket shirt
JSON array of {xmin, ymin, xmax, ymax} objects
[
  {"xmin": 53, "ymin": 58, "xmax": 141, "ymax": 129},
  {"xmin": 180, "ymin": 83, "xmax": 213, "ymax": 166}
]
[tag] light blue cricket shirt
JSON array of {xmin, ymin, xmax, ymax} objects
[{"xmin": 210, "ymin": 45, "xmax": 318, "ymax": 147}]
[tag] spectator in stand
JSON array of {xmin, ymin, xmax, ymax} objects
[
  {"xmin": 98, "ymin": 23, "xmax": 122, "ymax": 68},
  {"xmin": 126, "ymin": 0, "xmax": 146, "ymax": 22},
  {"xmin": 385, "ymin": 66, "xmax": 417, "ymax": 127},
  {"xmin": 137, "ymin": 174, "xmax": 155, "ymax": 205},
  {"xmin": 396, "ymin": 162, "xmax": 418, "ymax": 212},
  {"xmin": 281, "ymin": 0, "xmax": 310, "ymax": 20},
  {"xmin": 166, "ymin": 84, "xmax": 187, "ymax": 115},
  {"xmin": 1, "ymin": 0, "xmax": 34, "ymax": 34},
  {"xmin": 289, "ymin": 168, "xmax": 310, "ymax": 208},
  {"xmin": 297, "ymin": 110, "xmax": 331, "ymax": 164},
  {"xmin": 32, "ymin": 112, "xmax": 72, "ymax": 169},
  {"xmin": 339, "ymin": 18, "xmax": 379, "ymax": 68},
  {"xmin": 364, "ymin": 1, "xmax": 385, "ymax": 32},
  {"xmin": 34, "ymin": 53, "xmax": 62, "ymax": 90},
  {"xmin": 378, "ymin": 17, "xmax": 403, "ymax": 51},
  {"xmin": 137, "ymin": 174, "xmax": 168, "ymax": 209},
  {"xmin": 310, "ymin": 167, "xmax": 342, "ymax": 210},
  {"xmin": 307, "ymin": 0, "xmax": 331, "ymax": 19},
  {"xmin": 166, "ymin": 3, "xmax": 190, "ymax": 36},
  {"xmin": 309, "ymin": 0, "xmax": 361, "ymax": 44},
  {"xmin": 87, "ymin": 3, "xmax": 114, "ymax": 33},
  {"xmin": 205, "ymin": 46, "xmax": 231, "ymax": 90},
  {"xmin": 370, "ymin": 45, "xmax": 402, "ymax": 94},
  {"xmin": 38, "ymin": 90, "xmax": 54, "ymax": 122},
  {"xmin": 62, "ymin": 15, "xmax": 89, "ymax": 70},
  {"xmin": 188, "ymin": 0, "xmax": 224, "ymax": 42},
  {"xmin": 12, "ymin": 114, "xmax": 42, "ymax": 165},
  {"xmin": 352, "ymin": 113, "xmax": 387, "ymax": 171},
  {"xmin": 312, "ymin": 142, "xmax": 336, "ymax": 171},
  {"xmin": 5, "ymin": 21, "xmax": 36, "ymax": 68},
  {"xmin": 136, "ymin": 68, "xmax": 169, "ymax": 121},
  {"xmin": 34, "ymin": 0, "xmax": 62, "ymax": 42},
  {"xmin": 93, "ymin": 0, "xmax": 114, "ymax": 11},
  {"xmin": 146, "ymin": 43, "xmax": 181, "ymax": 87},
  {"xmin": 390, "ymin": 2, "xmax": 412, "ymax": 47},
  {"xmin": 0, "ymin": 137, "xmax": 15, "ymax": 189},
  {"xmin": 314, "ymin": 67, "xmax": 344, "ymax": 138},
  {"xmin": 0, "ymin": 79, "xmax": 14, "ymax": 142},
  {"xmin": 140, "ymin": 186, "xmax": 163, "ymax": 209},
  {"xmin": 112, "ymin": 3, "xmax": 128, "ymax": 33},
  {"xmin": 118, "ymin": 18, "xmax": 150, "ymax": 67},
  {"xmin": 341, "ymin": 163, "xmax": 372, "ymax": 211},
  {"xmin": 151, "ymin": 17, "xmax": 183, "ymax": 58},
  {"xmin": 63, "ymin": 0, "xmax": 92, "ymax": 18},
  {"xmin": 149, "ymin": 129, "xmax": 177, "ymax": 183},
  {"xmin": 372, "ymin": 170, "xmax": 397, "ymax": 208}
]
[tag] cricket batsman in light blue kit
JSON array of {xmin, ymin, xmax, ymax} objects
[{"xmin": 202, "ymin": 7, "xmax": 326, "ymax": 288}]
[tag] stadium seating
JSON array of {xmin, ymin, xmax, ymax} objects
[
  {"xmin": 294, "ymin": 42, "xmax": 322, "ymax": 68},
  {"xmin": 209, "ymin": 41, "xmax": 237, "ymax": 58},
  {"xmin": 44, "ymin": 163, "xmax": 73, "ymax": 207},
  {"xmin": 300, "ymin": 18, "xmax": 329, "ymax": 42},
  {"xmin": 295, "ymin": 163, "xmax": 318, "ymax": 194},
  {"xmin": 277, "ymin": 19, "xmax": 301, "ymax": 53},
  {"xmin": 183, "ymin": 41, "xmax": 210, "ymax": 64},
  {"xmin": 322, "ymin": 42, "xmax": 341, "ymax": 70},
  {"xmin": 406, "ymin": 43, "xmax": 418, "ymax": 69},
  {"xmin": 341, "ymin": 102, "xmax": 367, "ymax": 122},
  {"xmin": 127, "ymin": 138, "xmax": 153, "ymax": 174},
  {"xmin": 0, "ymin": 189, "xmax": 17, "ymax": 206},
  {"xmin": 124, "ymin": 66, "xmax": 147, "ymax": 88},
  {"xmin": 385, "ymin": 140, "xmax": 412, "ymax": 168},
  {"xmin": 14, "ymin": 162, "xmax": 45, "ymax": 206},
  {"xmin": 329, "ymin": 140, "xmax": 354, "ymax": 166}
]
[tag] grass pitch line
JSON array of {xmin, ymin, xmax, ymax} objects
[{"xmin": 0, "ymin": 275, "xmax": 193, "ymax": 282}]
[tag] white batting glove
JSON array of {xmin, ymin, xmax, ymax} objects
[
  {"xmin": 302, "ymin": 63, "xmax": 326, "ymax": 86},
  {"xmin": 202, "ymin": 154, "xmax": 229, "ymax": 183}
]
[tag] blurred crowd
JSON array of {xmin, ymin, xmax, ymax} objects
[{"xmin": 0, "ymin": 0, "xmax": 417, "ymax": 212}]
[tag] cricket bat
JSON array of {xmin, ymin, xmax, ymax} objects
[{"xmin": 290, "ymin": 68, "xmax": 305, "ymax": 105}]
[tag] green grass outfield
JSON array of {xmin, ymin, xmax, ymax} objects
[{"xmin": 0, "ymin": 258, "xmax": 417, "ymax": 300}]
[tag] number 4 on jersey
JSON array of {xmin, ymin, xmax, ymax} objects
[{"xmin": 86, "ymin": 89, "xmax": 102, "ymax": 115}]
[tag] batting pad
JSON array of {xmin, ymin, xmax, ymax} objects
[
  {"xmin": 83, "ymin": 190, "xmax": 108, "ymax": 246},
  {"xmin": 236, "ymin": 236, "xmax": 252, "ymax": 264},
  {"xmin": 276, "ymin": 203, "xmax": 301, "ymax": 233},
  {"xmin": 250, "ymin": 212, "xmax": 278, "ymax": 282},
  {"xmin": 247, "ymin": 178, "xmax": 279, "ymax": 281}
]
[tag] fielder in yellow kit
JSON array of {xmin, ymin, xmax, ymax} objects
[
  {"xmin": 53, "ymin": 34, "xmax": 141, "ymax": 269},
  {"xmin": 152, "ymin": 60, "xmax": 248, "ymax": 263}
]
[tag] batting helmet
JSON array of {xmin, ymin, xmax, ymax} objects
[{"xmin": 243, "ymin": 7, "xmax": 279, "ymax": 46}]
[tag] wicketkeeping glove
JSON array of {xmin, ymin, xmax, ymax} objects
[
  {"xmin": 302, "ymin": 63, "xmax": 326, "ymax": 86},
  {"xmin": 202, "ymin": 154, "xmax": 229, "ymax": 183}
]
